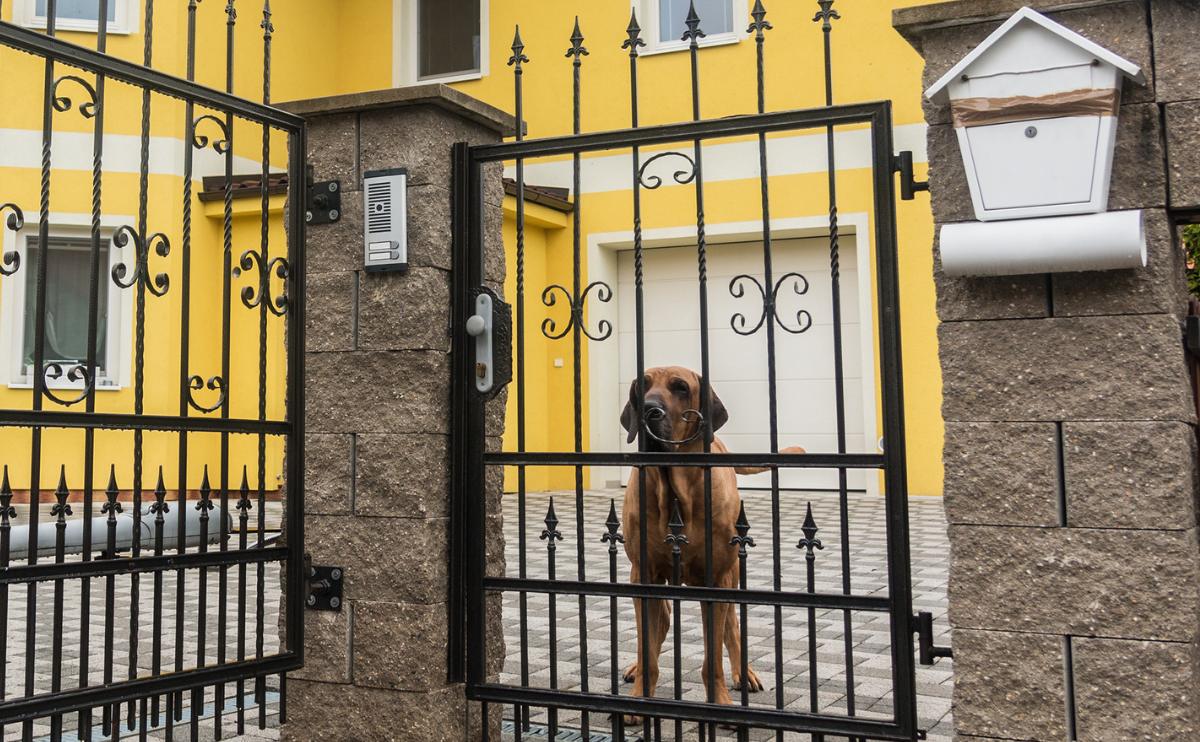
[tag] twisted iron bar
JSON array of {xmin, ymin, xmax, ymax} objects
[
  {"xmin": 0, "ymin": 203, "xmax": 24, "ymax": 276},
  {"xmin": 192, "ymin": 114, "xmax": 231, "ymax": 153},
  {"xmin": 111, "ymin": 225, "xmax": 171, "ymax": 297},
  {"xmin": 41, "ymin": 363, "xmax": 94, "ymax": 407},
  {"xmin": 51, "ymin": 75, "xmax": 99, "ymax": 119},
  {"xmin": 540, "ymin": 280, "xmax": 612, "ymax": 341},
  {"xmin": 637, "ymin": 151, "xmax": 697, "ymax": 190},
  {"xmin": 729, "ymin": 271, "xmax": 813, "ymax": 336},
  {"xmin": 235, "ymin": 249, "xmax": 289, "ymax": 316},
  {"xmin": 186, "ymin": 374, "xmax": 228, "ymax": 414}
]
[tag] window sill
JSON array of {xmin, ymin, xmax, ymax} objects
[
  {"xmin": 639, "ymin": 33, "xmax": 743, "ymax": 57},
  {"xmin": 412, "ymin": 69, "xmax": 484, "ymax": 86},
  {"xmin": 21, "ymin": 19, "xmax": 134, "ymax": 35},
  {"xmin": 8, "ymin": 380, "xmax": 122, "ymax": 392}
]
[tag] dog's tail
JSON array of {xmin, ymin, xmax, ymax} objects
[{"xmin": 734, "ymin": 445, "xmax": 807, "ymax": 475}]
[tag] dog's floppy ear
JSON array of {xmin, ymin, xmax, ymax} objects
[
  {"xmin": 620, "ymin": 379, "xmax": 640, "ymax": 444},
  {"xmin": 700, "ymin": 376, "xmax": 729, "ymax": 434}
]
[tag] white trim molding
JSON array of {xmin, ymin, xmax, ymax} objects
[
  {"xmin": 392, "ymin": 0, "xmax": 490, "ymax": 88},
  {"xmin": 15, "ymin": 0, "xmax": 137, "ymax": 35},
  {"xmin": 0, "ymin": 213, "xmax": 136, "ymax": 392}
]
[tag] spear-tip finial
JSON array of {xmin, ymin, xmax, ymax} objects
[
  {"xmin": 226, "ymin": 0, "xmax": 237, "ymax": 23},
  {"xmin": 623, "ymin": 8, "xmax": 645, "ymax": 54},
  {"xmin": 601, "ymin": 498, "xmax": 624, "ymax": 545},
  {"xmin": 261, "ymin": 0, "xmax": 274, "ymax": 35},
  {"xmin": 814, "ymin": 0, "xmax": 840, "ymax": 30},
  {"xmin": 682, "ymin": 0, "xmax": 706, "ymax": 44},
  {"xmin": 748, "ymin": 0, "xmax": 772, "ymax": 36},
  {"xmin": 540, "ymin": 497, "xmax": 562, "ymax": 542},
  {"xmin": 565, "ymin": 16, "xmax": 588, "ymax": 59},
  {"xmin": 0, "ymin": 465, "xmax": 10, "ymax": 497},
  {"xmin": 731, "ymin": 501, "xmax": 756, "ymax": 553},
  {"xmin": 53, "ymin": 465, "xmax": 72, "ymax": 518},
  {"xmin": 797, "ymin": 501, "xmax": 824, "ymax": 553},
  {"xmin": 508, "ymin": 25, "xmax": 529, "ymax": 68}
]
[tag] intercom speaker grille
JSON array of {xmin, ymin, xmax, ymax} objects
[{"xmin": 367, "ymin": 180, "xmax": 392, "ymax": 235}]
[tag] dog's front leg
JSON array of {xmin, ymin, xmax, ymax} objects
[
  {"xmin": 626, "ymin": 587, "xmax": 669, "ymax": 725},
  {"xmin": 700, "ymin": 600, "xmax": 735, "ymax": 706}
]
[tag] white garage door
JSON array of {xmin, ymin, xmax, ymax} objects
[{"xmin": 615, "ymin": 237, "xmax": 874, "ymax": 491}]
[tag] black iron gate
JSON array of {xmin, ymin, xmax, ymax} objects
[
  {"xmin": 0, "ymin": 1, "xmax": 305, "ymax": 739},
  {"xmin": 453, "ymin": 2, "xmax": 923, "ymax": 741}
]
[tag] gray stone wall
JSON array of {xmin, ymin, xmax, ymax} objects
[
  {"xmin": 896, "ymin": 1, "xmax": 1200, "ymax": 739},
  {"xmin": 277, "ymin": 85, "xmax": 512, "ymax": 742}
]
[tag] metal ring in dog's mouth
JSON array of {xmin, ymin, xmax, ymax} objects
[{"xmin": 642, "ymin": 407, "xmax": 706, "ymax": 446}]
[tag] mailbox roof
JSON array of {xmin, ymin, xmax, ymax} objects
[{"xmin": 925, "ymin": 6, "xmax": 1145, "ymax": 101}]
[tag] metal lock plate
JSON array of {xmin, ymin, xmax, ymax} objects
[{"xmin": 305, "ymin": 180, "xmax": 342, "ymax": 226}]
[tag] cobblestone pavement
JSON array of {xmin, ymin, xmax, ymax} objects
[{"xmin": 500, "ymin": 489, "xmax": 953, "ymax": 742}]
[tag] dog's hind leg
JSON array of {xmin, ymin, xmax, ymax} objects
[{"xmin": 725, "ymin": 606, "xmax": 764, "ymax": 692}]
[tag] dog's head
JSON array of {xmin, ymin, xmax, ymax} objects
[{"xmin": 620, "ymin": 366, "xmax": 728, "ymax": 450}]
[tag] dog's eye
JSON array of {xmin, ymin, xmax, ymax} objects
[{"xmin": 670, "ymin": 380, "xmax": 689, "ymax": 395}]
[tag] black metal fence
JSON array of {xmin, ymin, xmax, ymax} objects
[
  {"xmin": 0, "ymin": 1, "xmax": 305, "ymax": 739},
  {"xmin": 454, "ymin": 1, "xmax": 918, "ymax": 740}
]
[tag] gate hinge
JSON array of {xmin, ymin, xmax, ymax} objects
[
  {"xmin": 913, "ymin": 611, "xmax": 952, "ymax": 665},
  {"xmin": 1185, "ymin": 314, "xmax": 1200, "ymax": 360},
  {"xmin": 306, "ymin": 558, "xmax": 344, "ymax": 611},
  {"xmin": 305, "ymin": 176, "xmax": 342, "ymax": 226},
  {"xmin": 893, "ymin": 151, "xmax": 930, "ymax": 201}
]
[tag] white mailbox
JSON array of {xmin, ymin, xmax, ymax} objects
[{"xmin": 926, "ymin": 6, "xmax": 1144, "ymax": 222}]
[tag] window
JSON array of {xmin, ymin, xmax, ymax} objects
[
  {"xmin": 639, "ymin": 0, "xmax": 744, "ymax": 55},
  {"xmin": 1, "ymin": 226, "xmax": 127, "ymax": 391},
  {"xmin": 21, "ymin": 0, "xmax": 134, "ymax": 34},
  {"xmin": 393, "ymin": 0, "xmax": 489, "ymax": 86}
]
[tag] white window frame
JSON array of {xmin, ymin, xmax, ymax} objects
[
  {"xmin": 15, "ymin": 0, "xmax": 136, "ymax": 34},
  {"xmin": 0, "ymin": 214, "xmax": 133, "ymax": 392},
  {"xmin": 392, "ymin": 0, "xmax": 490, "ymax": 87},
  {"xmin": 636, "ymin": 0, "xmax": 748, "ymax": 56}
]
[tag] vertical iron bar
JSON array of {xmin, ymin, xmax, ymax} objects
[
  {"xmin": 799, "ymin": 503, "xmax": 823, "ymax": 720},
  {"xmin": 565, "ymin": 18, "xmax": 591, "ymax": 738},
  {"xmin": 542, "ymin": 499, "xmax": 560, "ymax": 738},
  {"xmin": 50, "ymin": 466, "xmax": 71, "ymax": 740},
  {"xmin": 0, "ymin": 468, "xmax": 14, "ymax": 740},
  {"xmin": 732, "ymin": 504, "xmax": 754, "ymax": 742},
  {"xmin": 150, "ymin": 469, "xmax": 168, "ymax": 731},
  {"xmin": 25, "ymin": 3, "xmax": 59, "ymax": 737},
  {"xmin": 103, "ymin": 468, "xmax": 122, "ymax": 738},
  {"xmin": 667, "ymin": 502, "xmax": 686, "ymax": 742},
  {"xmin": 602, "ymin": 500, "xmax": 623, "ymax": 742}
]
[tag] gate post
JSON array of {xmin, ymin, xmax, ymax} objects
[
  {"xmin": 896, "ymin": 1, "xmax": 1200, "ymax": 739},
  {"xmin": 277, "ymin": 85, "xmax": 514, "ymax": 741}
]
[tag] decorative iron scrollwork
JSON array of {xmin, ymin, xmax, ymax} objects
[
  {"xmin": 540, "ymin": 280, "xmax": 612, "ymax": 342},
  {"xmin": 41, "ymin": 363, "xmax": 94, "ymax": 407},
  {"xmin": 112, "ymin": 225, "xmax": 171, "ymax": 297},
  {"xmin": 728, "ymin": 271, "xmax": 813, "ymax": 336},
  {"xmin": 814, "ymin": 0, "xmax": 841, "ymax": 30},
  {"xmin": 642, "ymin": 406, "xmax": 707, "ymax": 447},
  {"xmin": 186, "ymin": 374, "xmax": 227, "ymax": 414},
  {"xmin": 192, "ymin": 114, "xmax": 231, "ymax": 153},
  {"xmin": 235, "ymin": 249, "xmax": 289, "ymax": 316},
  {"xmin": 637, "ymin": 151, "xmax": 697, "ymax": 190},
  {"xmin": 0, "ymin": 203, "xmax": 24, "ymax": 277},
  {"xmin": 51, "ymin": 75, "xmax": 99, "ymax": 119}
]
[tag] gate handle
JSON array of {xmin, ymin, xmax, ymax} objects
[{"xmin": 468, "ymin": 293, "xmax": 496, "ymax": 394}]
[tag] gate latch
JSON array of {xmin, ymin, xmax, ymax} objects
[
  {"xmin": 306, "ymin": 561, "xmax": 344, "ymax": 612},
  {"xmin": 914, "ymin": 611, "xmax": 952, "ymax": 665},
  {"xmin": 893, "ymin": 151, "xmax": 930, "ymax": 201},
  {"xmin": 305, "ymin": 180, "xmax": 342, "ymax": 226},
  {"xmin": 466, "ymin": 286, "xmax": 513, "ymax": 398}
]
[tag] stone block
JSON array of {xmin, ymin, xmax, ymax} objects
[
  {"xmin": 943, "ymin": 422, "xmax": 1059, "ymax": 527},
  {"xmin": 359, "ymin": 106, "xmax": 500, "ymax": 193},
  {"xmin": 305, "ymin": 514, "xmax": 449, "ymax": 605},
  {"xmin": 282, "ymin": 681, "xmax": 464, "ymax": 742},
  {"xmin": 305, "ymin": 193, "xmax": 362, "ymax": 275},
  {"xmin": 354, "ymin": 433, "xmax": 449, "ymax": 518},
  {"xmin": 935, "ymin": 240, "xmax": 1050, "ymax": 321},
  {"xmin": 304, "ymin": 433, "xmax": 352, "ymax": 515},
  {"xmin": 1063, "ymin": 421, "xmax": 1198, "ymax": 529},
  {"xmin": 358, "ymin": 267, "xmax": 451, "ymax": 352},
  {"xmin": 927, "ymin": 124, "xmax": 973, "ymax": 224},
  {"xmin": 305, "ymin": 271, "xmax": 355, "ymax": 352},
  {"xmin": 1151, "ymin": 0, "xmax": 1200, "ymax": 103},
  {"xmin": 407, "ymin": 184, "xmax": 453, "ymax": 270},
  {"xmin": 1073, "ymin": 636, "xmax": 1200, "ymax": 741},
  {"xmin": 1107, "ymin": 103, "xmax": 1167, "ymax": 211},
  {"xmin": 305, "ymin": 350, "xmax": 449, "ymax": 434},
  {"xmin": 291, "ymin": 605, "xmax": 351, "ymax": 684},
  {"xmin": 939, "ymin": 315, "xmax": 1195, "ymax": 423},
  {"xmin": 353, "ymin": 601, "xmax": 450, "ymax": 691},
  {"xmin": 305, "ymin": 113, "xmax": 358, "ymax": 187},
  {"xmin": 948, "ymin": 525, "xmax": 1200, "ymax": 641},
  {"xmin": 950, "ymin": 628, "xmax": 1066, "ymax": 741},
  {"xmin": 1166, "ymin": 101, "xmax": 1200, "ymax": 210},
  {"xmin": 1052, "ymin": 210, "xmax": 1188, "ymax": 318}
]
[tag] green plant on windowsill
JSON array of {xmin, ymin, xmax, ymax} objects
[{"xmin": 1185, "ymin": 224, "xmax": 1200, "ymax": 298}]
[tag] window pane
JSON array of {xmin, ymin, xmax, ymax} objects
[
  {"xmin": 34, "ymin": 0, "xmax": 117, "ymax": 22},
  {"xmin": 23, "ymin": 238, "xmax": 109, "ymax": 371},
  {"xmin": 659, "ymin": 0, "xmax": 733, "ymax": 42},
  {"xmin": 418, "ymin": 0, "xmax": 481, "ymax": 79}
]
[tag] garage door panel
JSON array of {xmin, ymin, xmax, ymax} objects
[{"xmin": 712, "ymin": 378, "xmax": 867, "ymax": 441}]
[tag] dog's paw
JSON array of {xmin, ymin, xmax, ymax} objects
[
  {"xmin": 732, "ymin": 667, "xmax": 765, "ymax": 693},
  {"xmin": 622, "ymin": 662, "xmax": 638, "ymax": 684}
]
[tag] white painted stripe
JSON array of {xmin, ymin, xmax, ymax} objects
[
  {"xmin": 0, "ymin": 128, "xmax": 273, "ymax": 179},
  {"xmin": 505, "ymin": 122, "xmax": 928, "ymax": 195}
]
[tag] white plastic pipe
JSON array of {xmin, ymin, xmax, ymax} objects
[{"xmin": 940, "ymin": 209, "xmax": 1146, "ymax": 277}]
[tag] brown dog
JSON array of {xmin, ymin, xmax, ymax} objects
[{"xmin": 619, "ymin": 366, "xmax": 802, "ymax": 718}]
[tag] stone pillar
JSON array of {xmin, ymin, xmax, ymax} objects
[
  {"xmin": 895, "ymin": 2, "xmax": 1200, "ymax": 739},
  {"xmin": 277, "ymin": 85, "xmax": 513, "ymax": 742}
]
